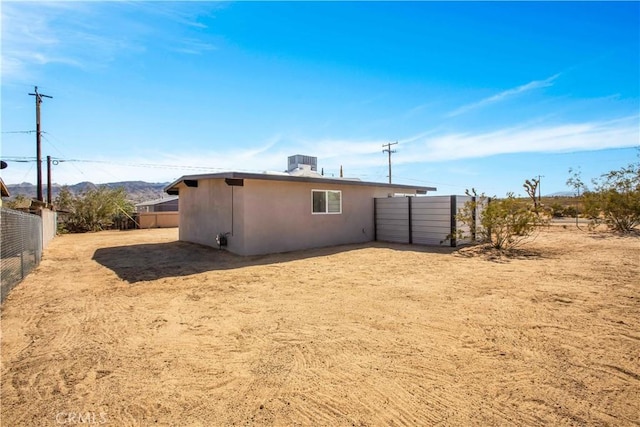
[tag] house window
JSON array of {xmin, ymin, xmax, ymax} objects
[{"xmin": 312, "ymin": 190, "xmax": 342, "ymax": 214}]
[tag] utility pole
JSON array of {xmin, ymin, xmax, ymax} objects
[
  {"xmin": 382, "ymin": 141, "xmax": 398, "ymax": 184},
  {"xmin": 28, "ymin": 86, "xmax": 53, "ymax": 202},
  {"xmin": 47, "ymin": 155, "xmax": 52, "ymax": 205}
]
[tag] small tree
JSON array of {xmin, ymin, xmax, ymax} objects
[
  {"xmin": 4, "ymin": 194, "xmax": 31, "ymax": 210},
  {"xmin": 457, "ymin": 188, "xmax": 547, "ymax": 250},
  {"xmin": 55, "ymin": 186, "xmax": 133, "ymax": 232},
  {"xmin": 523, "ymin": 178, "xmax": 540, "ymax": 215},
  {"xmin": 582, "ymin": 162, "xmax": 640, "ymax": 233},
  {"xmin": 55, "ymin": 186, "xmax": 75, "ymax": 211},
  {"xmin": 566, "ymin": 167, "xmax": 588, "ymax": 228}
]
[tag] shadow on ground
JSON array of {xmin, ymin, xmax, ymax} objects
[
  {"xmin": 92, "ymin": 240, "xmax": 456, "ymax": 283},
  {"xmin": 453, "ymin": 244, "xmax": 547, "ymax": 264}
]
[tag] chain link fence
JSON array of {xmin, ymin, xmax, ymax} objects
[{"xmin": 1, "ymin": 207, "xmax": 43, "ymax": 303}]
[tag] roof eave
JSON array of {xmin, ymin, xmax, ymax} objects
[
  {"xmin": 0, "ymin": 179, "xmax": 10, "ymax": 198},
  {"xmin": 164, "ymin": 172, "xmax": 436, "ymax": 194}
]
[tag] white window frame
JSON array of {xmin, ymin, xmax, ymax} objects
[{"xmin": 312, "ymin": 189, "xmax": 342, "ymax": 215}]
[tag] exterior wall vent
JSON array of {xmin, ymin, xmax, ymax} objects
[{"xmin": 287, "ymin": 155, "xmax": 317, "ymax": 172}]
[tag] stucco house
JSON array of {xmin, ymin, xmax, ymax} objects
[
  {"xmin": 135, "ymin": 196, "xmax": 179, "ymax": 229},
  {"xmin": 165, "ymin": 155, "xmax": 436, "ymax": 256},
  {"xmin": 135, "ymin": 196, "xmax": 179, "ymax": 213},
  {"xmin": 0, "ymin": 178, "xmax": 10, "ymax": 207}
]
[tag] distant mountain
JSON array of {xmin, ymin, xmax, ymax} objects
[
  {"xmin": 545, "ymin": 191, "xmax": 577, "ymax": 197},
  {"xmin": 5, "ymin": 181, "xmax": 171, "ymax": 204}
]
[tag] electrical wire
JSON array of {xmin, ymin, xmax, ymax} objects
[
  {"xmin": 1, "ymin": 130, "xmax": 37, "ymax": 134},
  {"xmin": 40, "ymin": 133, "xmax": 98, "ymax": 182},
  {"xmin": 2, "ymin": 156, "xmax": 223, "ymax": 171},
  {"xmin": 2, "ymin": 156, "xmax": 36, "ymax": 162},
  {"xmin": 19, "ymin": 162, "xmax": 35, "ymax": 183},
  {"xmin": 392, "ymin": 175, "xmax": 468, "ymax": 189},
  {"xmin": 40, "ymin": 132, "xmax": 72, "ymax": 160}
]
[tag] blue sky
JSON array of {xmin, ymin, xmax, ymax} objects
[{"xmin": 2, "ymin": 1, "xmax": 638, "ymax": 196}]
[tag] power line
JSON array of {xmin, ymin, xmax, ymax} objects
[
  {"xmin": 63, "ymin": 159, "xmax": 228, "ymax": 171},
  {"xmin": 19, "ymin": 162, "xmax": 35, "ymax": 183},
  {"xmin": 40, "ymin": 132, "xmax": 72, "ymax": 160},
  {"xmin": 1, "ymin": 156, "xmax": 461, "ymax": 189},
  {"xmin": 34, "ymin": 132, "xmax": 255, "ymax": 174},
  {"xmin": 39, "ymin": 133, "xmax": 93, "ymax": 181},
  {"xmin": 2, "ymin": 130, "xmax": 37, "ymax": 134},
  {"xmin": 2, "ymin": 156, "xmax": 234, "ymax": 172},
  {"xmin": 2, "ymin": 156, "xmax": 37, "ymax": 162},
  {"xmin": 392, "ymin": 175, "xmax": 468, "ymax": 189}
]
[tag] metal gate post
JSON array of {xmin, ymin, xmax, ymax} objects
[
  {"xmin": 373, "ymin": 198, "xmax": 377, "ymax": 241},
  {"xmin": 450, "ymin": 195, "xmax": 457, "ymax": 247},
  {"xmin": 408, "ymin": 196, "xmax": 413, "ymax": 244}
]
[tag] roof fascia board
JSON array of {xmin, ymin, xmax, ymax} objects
[{"xmin": 164, "ymin": 171, "xmax": 436, "ymax": 193}]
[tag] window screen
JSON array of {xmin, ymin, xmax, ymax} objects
[{"xmin": 312, "ymin": 190, "xmax": 341, "ymax": 214}]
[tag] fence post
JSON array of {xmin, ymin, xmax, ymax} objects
[
  {"xmin": 450, "ymin": 195, "xmax": 457, "ymax": 247},
  {"xmin": 408, "ymin": 196, "xmax": 413, "ymax": 244},
  {"xmin": 373, "ymin": 198, "xmax": 378, "ymax": 241},
  {"xmin": 20, "ymin": 249, "xmax": 25, "ymax": 279},
  {"xmin": 487, "ymin": 197, "xmax": 492, "ymax": 243}
]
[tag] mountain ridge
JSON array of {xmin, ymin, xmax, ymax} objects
[{"xmin": 5, "ymin": 181, "xmax": 171, "ymax": 204}]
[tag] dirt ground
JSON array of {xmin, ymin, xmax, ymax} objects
[{"xmin": 1, "ymin": 225, "xmax": 638, "ymax": 426}]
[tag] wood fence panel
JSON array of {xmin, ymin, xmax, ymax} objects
[
  {"xmin": 375, "ymin": 195, "xmax": 477, "ymax": 247},
  {"xmin": 412, "ymin": 196, "xmax": 453, "ymax": 246},
  {"xmin": 375, "ymin": 198, "xmax": 410, "ymax": 243}
]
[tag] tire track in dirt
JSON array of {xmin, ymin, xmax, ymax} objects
[
  {"xmin": 2, "ymin": 227, "xmax": 638, "ymax": 425},
  {"xmin": 247, "ymin": 311, "xmax": 464, "ymax": 426}
]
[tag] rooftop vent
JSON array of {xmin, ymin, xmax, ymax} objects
[{"xmin": 287, "ymin": 155, "xmax": 317, "ymax": 173}]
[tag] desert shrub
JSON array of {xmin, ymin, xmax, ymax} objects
[
  {"xmin": 549, "ymin": 202, "xmax": 578, "ymax": 218},
  {"xmin": 550, "ymin": 202, "xmax": 565, "ymax": 218},
  {"xmin": 55, "ymin": 186, "xmax": 134, "ymax": 232},
  {"xmin": 581, "ymin": 162, "xmax": 640, "ymax": 233},
  {"xmin": 4, "ymin": 194, "xmax": 31, "ymax": 210},
  {"xmin": 457, "ymin": 190, "xmax": 548, "ymax": 250}
]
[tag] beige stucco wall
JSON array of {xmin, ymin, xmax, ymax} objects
[
  {"xmin": 177, "ymin": 177, "xmax": 421, "ymax": 256},
  {"xmin": 39, "ymin": 208, "xmax": 57, "ymax": 249},
  {"xmin": 177, "ymin": 179, "xmax": 245, "ymax": 253},
  {"xmin": 241, "ymin": 180, "xmax": 374, "ymax": 255},
  {"xmin": 138, "ymin": 212, "xmax": 179, "ymax": 229}
]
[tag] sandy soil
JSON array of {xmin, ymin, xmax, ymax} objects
[{"xmin": 1, "ymin": 226, "xmax": 638, "ymax": 426}]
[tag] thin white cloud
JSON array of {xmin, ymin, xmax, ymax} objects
[
  {"xmin": 172, "ymin": 38, "xmax": 218, "ymax": 55},
  {"xmin": 1, "ymin": 2, "xmax": 135, "ymax": 80},
  {"xmin": 138, "ymin": 115, "xmax": 640, "ymax": 179},
  {"xmin": 1, "ymin": 2, "xmax": 220, "ymax": 82},
  {"xmin": 400, "ymin": 115, "xmax": 639, "ymax": 163},
  {"xmin": 447, "ymin": 73, "xmax": 561, "ymax": 118},
  {"xmin": 4, "ymin": 115, "xmax": 637, "ymax": 186},
  {"xmin": 138, "ymin": 1, "xmax": 222, "ymax": 29},
  {"xmin": 154, "ymin": 115, "xmax": 638, "ymax": 177}
]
